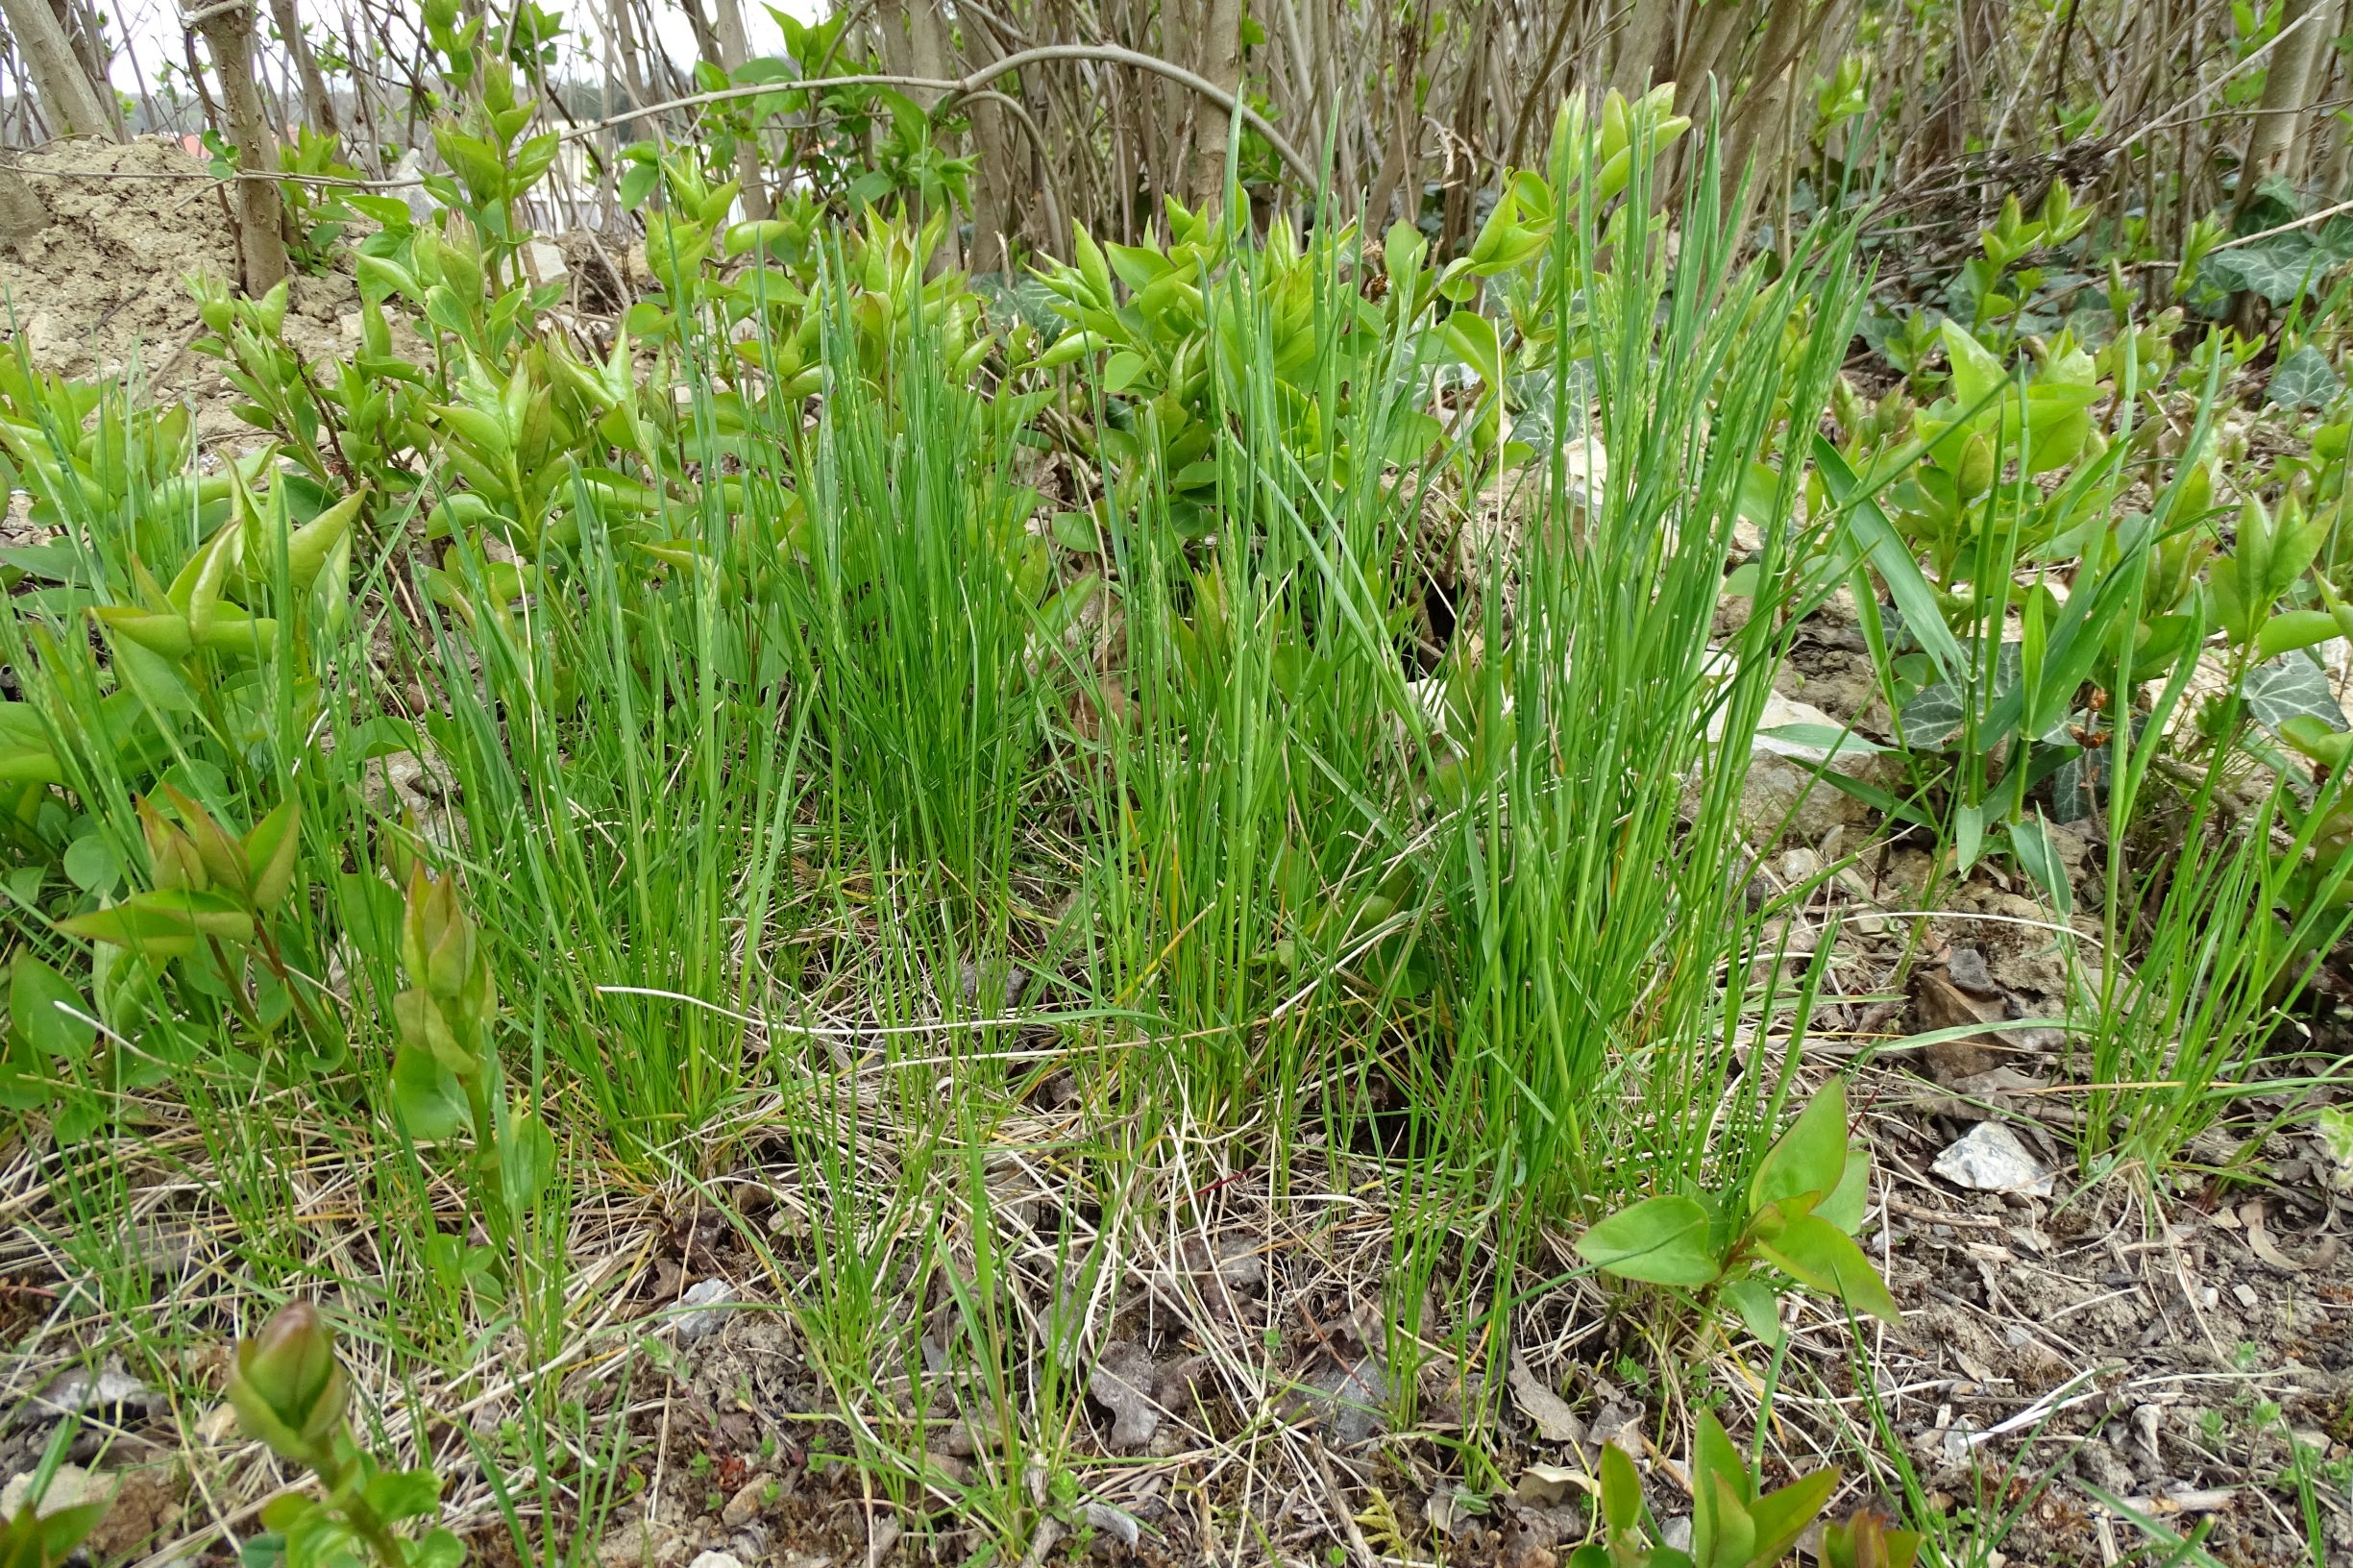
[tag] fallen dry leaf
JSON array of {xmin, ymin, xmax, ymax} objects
[
  {"xmin": 1507, "ymin": 1351, "xmax": 1584, "ymax": 1443},
  {"xmin": 1511, "ymin": 1462, "xmax": 1592, "ymax": 1509},
  {"xmin": 1910, "ymin": 971, "xmax": 2010, "ymax": 1083}
]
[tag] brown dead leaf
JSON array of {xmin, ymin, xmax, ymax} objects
[
  {"xmin": 1507, "ymin": 1351, "xmax": 1584, "ymax": 1443},
  {"xmin": 1910, "ymin": 970, "xmax": 2030, "ymax": 1084},
  {"xmin": 1511, "ymin": 1463, "xmax": 1590, "ymax": 1509},
  {"xmin": 2241, "ymin": 1200, "xmax": 2303, "ymax": 1272}
]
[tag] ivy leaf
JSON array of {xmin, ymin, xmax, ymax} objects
[
  {"xmin": 1503, "ymin": 365, "xmax": 1597, "ymax": 456},
  {"xmin": 1574, "ymin": 1195, "xmax": 1723, "ymax": 1286},
  {"xmin": 2267, "ymin": 345, "xmax": 2342, "ymax": 411},
  {"xmin": 1899, "ymin": 681, "xmax": 1967, "ymax": 744},
  {"xmin": 2049, "ymin": 733, "xmax": 2112, "ymax": 825},
  {"xmin": 2203, "ymin": 234, "xmax": 2321, "ymax": 306},
  {"xmin": 2311, "ymin": 218, "xmax": 2353, "ymax": 269},
  {"xmin": 2243, "ymin": 653, "xmax": 2348, "ymax": 733}
]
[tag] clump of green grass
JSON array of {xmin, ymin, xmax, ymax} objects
[{"xmin": 25, "ymin": 110, "xmax": 2330, "ymax": 1567}]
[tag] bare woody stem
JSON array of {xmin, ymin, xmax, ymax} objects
[{"xmin": 184, "ymin": 0, "xmax": 292, "ymax": 295}]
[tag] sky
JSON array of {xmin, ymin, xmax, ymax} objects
[{"xmin": 101, "ymin": 0, "xmax": 825, "ymax": 95}]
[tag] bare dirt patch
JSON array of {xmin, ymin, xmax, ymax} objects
[
  {"xmin": 0, "ymin": 136, "xmax": 355, "ymax": 438},
  {"xmin": 1, "ymin": 139, "xmax": 237, "ymax": 388}
]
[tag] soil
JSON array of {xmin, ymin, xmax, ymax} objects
[
  {"xmin": 2, "ymin": 140, "xmax": 237, "ymax": 387},
  {"xmin": 0, "ymin": 136, "xmax": 357, "ymax": 440},
  {"xmin": 1843, "ymin": 1109, "xmax": 2353, "ymax": 1566},
  {"xmin": 443, "ymin": 1105, "xmax": 2353, "ymax": 1568}
]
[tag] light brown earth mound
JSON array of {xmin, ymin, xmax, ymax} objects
[
  {"xmin": 0, "ymin": 137, "xmax": 239, "ymax": 386},
  {"xmin": 0, "ymin": 136, "xmax": 357, "ymax": 436}
]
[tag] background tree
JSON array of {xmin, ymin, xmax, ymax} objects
[
  {"xmin": 184, "ymin": 0, "xmax": 289, "ymax": 292},
  {"xmin": 0, "ymin": 0, "xmax": 116, "ymax": 138}
]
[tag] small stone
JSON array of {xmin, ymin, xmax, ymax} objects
[
  {"xmin": 1659, "ymin": 1516, "xmax": 1694, "ymax": 1553},
  {"xmin": 1300, "ymin": 1353, "xmax": 1391, "ymax": 1445},
  {"xmin": 1743, "ymin": 692, "xmax": 1856, "ymax": 761},
  {"xmin": 524, "ymin": 239, "xmax": 569, "ymax": 290},
  {"xmin": 1931, "ymin": 1121, "xmax": 2054, "ymax": 1197},
  {"xmin": 598, "ymin": 1516, "xmax": 690, "ymax": 1568},
  {"xmin": 686, "ymin": 1552, "xmax": 746, "ymax": 1568},
  {"xmin": 1738, "ymin": 749, "xmax": 1884, "ymax": 847},
  {"xmin": 1496, "ymin": 1517, "xmax": 1561, "ymax": 1568},
  {"xmin": 1217, "ymin": 1243, "xmax": 1265, "ymax": 1289},
  {"xmin": 0, "ymin": 1464, "xmax": 112, "ymax": 1518},
  {"xmin": 85, "ymin": 1465, "xmax": 183, "ymax": 1557},
  {"xmin": 0, "ymin": 1459, "xmax": 179, "ymax": 1554},
  {"xmin": 1946, "ymin": 946, "xmax": 1998, "ymax": 995},
  {"xmin": 1592, "ymin": 1403, "xmax": 1643, "ymax": 1457},
  {"xmin": 25, "ymin": 1362, "xmax": 159, "ymax": 1421},
  {"xmin": 0, "ymin": 169, "xmax": 47, "ymax": 246},
  {"xmin": 2073, "ymin": 1436, "xmax": 2137, "ymax": 1495},
  {"xmin": 921, "ymin": 1452, "xmax": 972, "ymax": 1484},
  {"xmin": 673, "ymin": 1279, "xmax": 736, "ymax": 1343},
  {"xmin": 1091, "ymin": 1341, "xmax": 1162, "ymax": 1448},
  {"xmin": 1911, "ymin": 973, "xmax": 2008, "ymax": 1083},
  {"xmin": 1153, "ymin": 1352, "xmax": 1214, "ymax": 1417}
]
